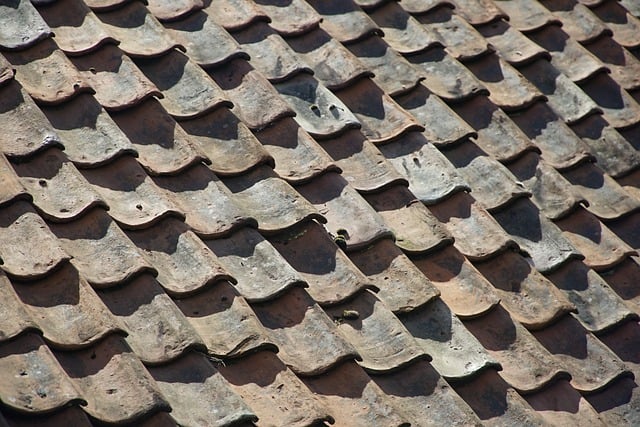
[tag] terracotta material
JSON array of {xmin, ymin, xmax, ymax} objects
[{"xmin": 253, "ymin": 0, "xmax": 321, "ymax": 36}]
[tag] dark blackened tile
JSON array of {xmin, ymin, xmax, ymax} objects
[
  {"xmin": 363, "ymin": 185, "xmax": 453, "ymax": 255},
  {"xmin": 463, "ymin": 305, "xmax": 571, "ymax": 393},
  {"xmin": 0, "ymin": 0, "xmax": 52, "ymax": 50},
  {"xmin": 556, "ymin": 207, "xmax": 636, "ymax": 271},
  {"xmin": 205, "ymin": 227, "xmax": 305, "ymax": 302},
  {"xmin": 547, "ymin": 260, "xmax": 636, "ymax": 333},
  {"xmin": 219, "ymin": 351, "xmax": 333, "ymax": 426},
  {"xmin": 508, "ymin": 101, "xmax": 593, "ymax": 169},
  {"xmin": 301, "ymin": 360, "xmax": 410, "ymax": 426},
  {"xmin": 452, "ymin": 96, "xmax": 537, "ymax": 162},
  {"xmin": 441, "ymin": 141, "xmax": 531, "ymax": 212},
  {"xmin": 176, "ymin": 280, "xmax": 276, "ymax": 358},
  {"xmin": 306, "ymin": 0, "xmax": 382, "ymax": 44},
  {"xmin": 417, "ymin": 7, "xmax": 492, "ymax": 61},
  {"xmin": 334, "ymin": 78, "xmax": 422, "ymax": 143},
  {"xmin": 400, "ymin": 298, "xmax": 500, "ymax": 380},
  {"xmin": 378, "ymin": 132, "xmax": 470, "ymax": 205},
  {"xmin": 326, "ymin": 290, "xmax": 429, "ymax": 373},
  {"xmin": 80, "ymin": 156, "xmax": 185, "ymax": 229},
  {"xmin": 580, "ymin": 72, "xmax": 640, "ymax": 129},
  {"xmin": 531, "ymin": 314, "xmax": 630, "ymax": 392},
  {"xmin": 97, "ymin": 274, "xmax": 206, "ymax": 363},
  {"xmin": 452, "ymin": 370, "xmax": 551, "ymax": 425},
  {"xmin": 428, "ymin": 192, "xmax": 519, "ymax": 261},
  {"xmin": 587, "ymin": 36, "xmax": 640, "ymax": 91},
  {"xmin": 275, "ymin": 74, "xmax": 361, "ymax": 139},
  {"xmin": 148, "ymin": 351, "xmax": 257, "ymax": 426},
  {"xmin": 110, "ymin": 99, "xmax": 206, "ymax": 175},
  {"xmin": 69, "ymin": 45, "xmax": 161, "ymax": 111},
  {"xmin": 492, "ymin": 0, "xmax": 560, "ymax": 33},
  {"xmin": 180, "ymin": 107, "xmax": 273, "ymax": 176},
  {"xmin": 288, "ymin": 28, "xmax": 372, "ymax": 91},
  {"xmin": 524, "ymin": 379, "xmax": 607, "ymax": 426},
  {"xmin": 407, "ymin": 46, "xmax": 488, "ymax": 102},
  {"xmin": 412, "ymin": 246, "xmax": 499, "ymax": 318},
  {"xmin": 269, "ymin": 222, "xmax": 373, "ymax": 306},
  {"xmin": 563, "ymin": 162, "xmax": 640, "ymax": 220},
  {"xmin": 54, "ymin": 335, "xmax": 170, "ymax": 424},
  {"xmin": 135, "ymin": 49, "xmax": 231, "ymax": 120},
  {"xmin": 0, "ymin": 271, "xmax": 39, "ymax": 341},
  {"xmin": 591, "ymin": 0, "xmax": 640, "ymax": 49},
  {"xmin": 152, "ymin": 164, "xmax": 255, "ymax": 238},
  {"xmin": 465, "ymin": 54, "xmax": 545, "ymax": 111},
  {"xmin": 492, "ymin": 198, "xmax": 582, "ymax": 273},
  {"xmin": 41, "ymin": 94, "xmax": 136, "ymax": 168},
  {"xmin": 145, "ymin": 0, "xmax": 203, "ymax": 22},
  {"xmin": 508, "ymin": 152, "xmax": 585, "ymax": 220},
  {"xmin": 571, "ymin": 114, "xmax": 640, "ymax": 177},
  {"xmin": 233, "ymin": 22, "xmax": 311, "ymax": 82},
  {"xmin": 518, "ymin": 59, "xmax": 601, "ymax": 124},
  {"xmin": 35, "ymin": 0, "xmax": 117, "ymax": 55},
  {"xmin": 125, "ymin": 217, "xmax": 233, "ymax": 297},
  {"xmin": 252, "ymin": 287, "xmax": 359, "ymax": 375},
  {"xmin": 0, "ymin": 154, "xmax": 29, "ymax": 207},
  {"xmin": 0, "ymin": 333, "xmax": 84, "ymax": 414},
  {"xmin": 255, "ymin": 117, "xmax": 338, "ymax": 184},
  {"xmin": 475, "ymin": 252, "xmax": 575, "ymax": 330},
  {"xmin": 163, "ymin": 10, "xmax": 249, "ymax": 69},
  {"xmin": 372, "ymin": 360, "xmax": 482, "ymax": 426},
  {"xmin": 477, "ymin": 19, "xmax": 551, "ymax": 66},
  {"xmin": 222, "ymin": 165, "xmax": 324, "ymax": 233},
  {"xmin": 253, "ymin": 0, "xmax": 322, "ymax": 36},
  {"xmin": 368, "ymin": 2, "xmax": 441, "ymax": 55},
  {"xmin": 600, "ymin": 256, "xmax": 640, "ymax": 313},
  {"xmin": 348, "ymin": 238, "xmax": 441, "ymax": 313},
  {"xmin": 0, "ymin": 201, "xmax": 70, "ymax": 280},
  {"xmin": 538, "ymin": 0, "xmax": 611, "ymax": 43},
  {"xmin": 450, "ymin": 0, "xmax": 508, "ymax": 26},
  {"xmin": 208, "ymin": 59, "xmax": 294, "ymax": 130},
  {"xmin": 48, "ymin": 208, "xmax": 155, "ymax": 288},
  {"xmin": 346, "ymin": 35, "xmax": 422, "ymax": 96},
  {"xmin": 296, "ymin": 172, "xmax": 393, "ymax": 251},
  {"xmin": 4, "ymin": 39, "xmax": 92, "ymax": 105},
  {"xmin": 3, "ymin": 407, "xmax": 93, "ymax": 427},
  {"xmin": 527, "ymin": 24, "xmax": 608, "ymax": 84},
  {"xmin": 11, "ymin": 264, "xmax": 124, "ymax": 349},
  {"xmin": 94, "ymin": 1, "xmax": 179, "ymax": 57},
  {"xmin": 12, "ymin": 148, "xmax": 106, "ymax": 222},
  {"xmin": 394, "ymin": 84, "xmax": 477, "ymax": 147},
  {"xmin": 585, "ymin": 376, "xmax": 640, "ymax": 426}
]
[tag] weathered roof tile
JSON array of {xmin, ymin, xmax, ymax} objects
[
  {"xmin": 540, "ymin": 0, "xmax": 611, "ymax": 43},
  {"xmin": 0, "ymin": 271, "xmax": 39, "ymax": 341},
  {"xmin": 586, "ymin": 35, "xmax": 640, "ymax": 91},
  {"xmin": 0, "ymin": 0, "xmax": 52, "ymax": 51},
  {"xmin": 48, "ymin": 208, "xmax": 155, "ymax": 288},
  {"xmin": 2, "ymin": 406, "xmax": 93, "ymax": 427},
  {"xmin": 145, "ymin": 0, "xmax": 203, "ymax": 22},
  {"xmin": 205, "ymin": 0, "xmax": 269, "ymax": 32},
  {"xmin": 477, "ymin": 19, "xmax": 550, "ymax": 66},
  {"xmin": 585, "ymin": 375, "xmax": 640, "ymax": 426},
  {"xmin": 135, "ymin": 49, "xmax": 232, "ymax": 120},
  {"xmin": 450, "ymin": 0, "xmax": 508, "ymax": 26},
  {"xmin": 590, "ymin": 0, "xmax": 640, "ymax": 49},
  {"xmin": 53, "ymin": 335, "xmax": 170, "ymax": 424},
  {"xmin": 11, "ymin": 264, "xmax": 124, "ymax": 349},
  {"xmin": 0, "ymin": 333, "xmax": 84, "ymax": 414},
  {"xmin": 269, "ymin": 222, "xmax": 373, "ymax": 306},
  {"xmin": 399, "ymin": 0, "xmax": 455, "ymax": 15},
  {"xmin": 580, "ymin": 71, "xmax": 640, "ymax": 129},
  {"xmin": 600, "ymin": 256, "xmax": 640, "ymax": 313},
  {"xmin": 0, "ymin": 201, "xmax": 70, "ymax": 280},
  {"xmin": 205, "ymin": 227, "xmax": 305, "ymax": 302},
  {"xmin": 70, "ymin": 45, "xmax": 161, "ymax": 111},
  {"xmin": 0, "ymin": 54, "xmax": 14, "ymax": 87},
  {"xmin": 252, "ymin": 286, "xmax": 360, "ymax": 375},
  {"xmin": 0, "ymin": 153, "xmax": 29, "ymax": 208},
  {"xmin": 494, "ymin": 0, "xmax": 560, "ymax": 33},
  {"xmin": 306, "ymin": 0, "xmax": 382, "ymax": 44},
  {"xmin": 83, "ymin": 0, "xmax": 135, "ymax": 12},
  {"xmin": 97, "ymin": 274, "xmax": 206, "ymax": 363}
]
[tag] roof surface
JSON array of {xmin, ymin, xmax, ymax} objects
[{"xmin": 0, "ymin": 0, "xmax": 639, "ymax": 425}]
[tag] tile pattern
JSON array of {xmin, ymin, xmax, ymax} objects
[{"xmin": 0, "ymin": 0, "xmax": 639, "ymax": 425}]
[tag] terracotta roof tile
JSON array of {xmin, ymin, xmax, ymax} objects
[
  {"xmin": 580, "ymin": 71, "xmax": 640, "ymax": 129},
  {"xmin": 288, "ymin": 28, "xmax": 373, "ymax": 91},
  {"xmin": 0, "ymin": 201, "xmax": 70, "ymax": 280},
  {"xmin": 254, "ymin": 0, "xmax": 321, "ymax": 37},
  {"xmin": 83, "ymin": 0, "xmax": 132, "ymax": 12},
  {"xmin": 493, "ymin": 0, "xmax": 560, "ymax": 33},
  {"xmin": 412, "ymin": 245, "xmax": 499, "ymax": 318},
  {"xmin": 450, "ymin": 0, "xmax": 508, "ymax": 26},
  {"xmin": 590, "ymin": 0, "xmax": 640, "ymax": 49},
  {"xmin": 206, "ymin": 0, "xmax": 269, "ymax": 32},
  {"xmin": 600, "ymin": 256, "xmax": 640, "ymax": 313},
  {"xmin": 145, "ymin": 0, "xmax": 203, "ymax": 22},
  {"xmin": 162, "ymin": 10, "xmax": 249, "ymax": 69},
  {"xmin": 0, "ymin": 54, "xmax": 14, "ymax": 87},
  {"xmin": 477, "ymin": 19, "xmax": 551, "ymax": 66},
  {"xmin": 69, "ymin": 44, "xmax": 161, "ymax": 111},
  {"xmin": 0, "ymin": 333, "xmax": 85, "ymax": 414},
  {"xmin": 0, "ymin": 0, "xmax": 52, "ymax": 51},
  {"xmin": 2, "ymin": 406, "xmax": 93, "ymax": 427},
  {"xmin": 586, "ymin": 35, "xmax": 640, "ymax": 91},
  {"xmin": 35, "ymin": 0, "xmax": 117, "ymax": 56},
  {"xmin": 608, "ymin": 211, "xmax": 640, "ymax": 251},
  {"xmin": 539, "ymin": 0, "xmax": 611, "ymax": 43},
  {"xmin": 400, "ymin": 0, "xmax": 455, "ymax": 15},
  {"xmin": 0, "ymin": 154, "xmax": 30, "ymax": 208},
  {"xmin": 0, "ymin": 271, "xmax": 39, "ymax": 341},
  {"xmin": 585, "ymin": 375, "xmax": 640, "ymax": 426},
  {"xmin": 269, "ymin": 221, "xmax": 374, "ymax": 306},
  {"xmin": 306, "ymin": 0, "xmax": 382, "ymax": 44},
  {"xmin": 93, "ymin": 1, "xmax": 179, "ymax": 57},
  {"xmin": 205, "ymin": 226, "xmax": 305, "ymax": 302}
]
